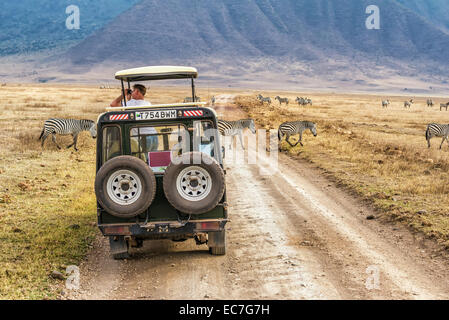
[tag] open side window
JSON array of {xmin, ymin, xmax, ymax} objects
[
  {"xmin": 193, "ymin": 120, "xmax": 218, "ymax": 160},
  {"xmin": 102, "ymin": 126, "xmax": 122, "ymax": 163}
]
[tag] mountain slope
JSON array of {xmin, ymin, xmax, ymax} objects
[
  {"xmin": 64, "ymin": 0, "xmax": 449, "ymax": 67},
  {"xmin": 395, "ymin": 0, "xmax": 449, "ymax": 34},
  {"xmin": 0, "ymin": 0, "xmax": 140, "ymax": 55}
]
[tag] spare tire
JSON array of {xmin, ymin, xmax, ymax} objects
[
  {"xmin": 163, "ymin": 152, "xmax": 225, "ymax": 215},
  {"xmin": 95, "ymin": 156, "xmax": 156, "ymax": 218}
]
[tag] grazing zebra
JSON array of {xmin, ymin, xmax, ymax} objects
[
  {"xmin": 278, "ymin": 121, "xmax": 317, "ymax": 148},
  {"xmin": 427, "ymin": 99, "xmax": 434, "ymax": 107},
  {"xmin": 218, "ymin": 119, "xmax": 256, "ymax": 150},
  {"xmin": 39, "ymin": 119, "xmax": 97, "ymax": 151},
  {"xmin": 184, "ymin": 96, "xmax": 201, "ymax": 103},
  {"xmin": 382, "ymin": 100, "xmax": 390, "ymax": 108},
  {"xmin": 404, "ymin": 99, "xmax": 414, "ymax": 108},
  {"xmin": 440, "ymin": 102, "xmax": 449, "ymax": 111},
  {"xmin": 275, "ymin": 96, "xmax": 289, "ymax": 105},
  {"xmin": 426, "ymin": 123, "xmax": 449, "ymax": 149}
]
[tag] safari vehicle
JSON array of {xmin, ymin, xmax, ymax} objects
[{"xmin": 95, "ymin": 66, "xmax": 227, "ymax": 259}]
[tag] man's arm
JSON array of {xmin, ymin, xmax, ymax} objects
[{"xmin": 110, "ymin": 92, "xmax": 131, "ymax": 107}]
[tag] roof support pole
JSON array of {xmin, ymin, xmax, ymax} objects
[
  {"xmin": 121, "ymin": 79, "xmax": 127, "ymax": 106},
  {"xmin": 191, "ymin": 77, "xmax": 196, "ymax": 102}
]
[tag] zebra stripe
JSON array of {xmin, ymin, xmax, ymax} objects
[
  {"xmin": 218, "ymin": 119, "xmax": 256, "ymax": 150},
  {"xmin": 278, "ymin": 121, "xmax": 317, "ymax": 148},
  {"xmin": 426, "ymin": 123, "xmax": 449, "ymax": 149},
  {"xmin": 39, "ymin": 118, "xmax": 97, "ymax": 151}
]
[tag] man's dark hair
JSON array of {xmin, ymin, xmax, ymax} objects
[{"xmin": 133, "ymin": 84, "xmax": 147, "ymax": 96}]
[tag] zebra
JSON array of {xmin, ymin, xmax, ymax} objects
[
  {"xmin": 259, "ymin": 96, "xmax": 271, "ymax": 105},
  {"xmin": 184, "ymin": 96, "xmax": 201, "ymax": 103},
  {"xmin": 305, "ymin": 98, "xmax": 313, "ymax": 106},
  {"xmin": 39, "ymin": 119, "xmax": 97, "ymax": 151},
  {"xmin": 295, "ymin": 97, "xmax": 305, "ymax": 106},
  {"xmin": 427, "ymin": 99, "xmax": 434, "ymax": 107},
  {"xmin": 257, "ymin": 94, "xmax": 272, "ymax": 105},
  {"xmin": 210, "ymin": 96, "xmax": 216, "ymax": 106},
  {"xmin": 275, "ymin": 96, "xmax": 289, "ymax": 105},
  {"xmin": 278, "ymin": 121, "xmax": 317, "ymax": 148},
  {"xmin": 404, "ymin": 99, "xmax": 414, "ymax": 108},
  {"xmin": 426, "ymin": 123, "xmax": 449, "ymax": 149},
  {"xmin": 440, "ymin": 102, "xmax": 449, "ymax": 111},
  {"xmin": 218, "ymin": 119, "xmax": 256, "ymax": 150},
  {"xmin": 382, "ymin": 100, "xmax": 390, "ymax": 108}
]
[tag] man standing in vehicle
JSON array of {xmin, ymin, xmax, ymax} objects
[{"xmin": 110, "ymin": 84, "xmax": 151, "ymax": 107}]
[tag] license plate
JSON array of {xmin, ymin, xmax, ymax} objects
[{"xmin": 136, "ymin": 110, "xmax": 177, "ymax": 121}]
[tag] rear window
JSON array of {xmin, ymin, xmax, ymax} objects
[{"xmin": 130, "ymin": 124, "xmax": 188, "ymax": 164}]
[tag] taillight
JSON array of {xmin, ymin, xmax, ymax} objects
[
  {"xmin": 196, "ymin": 222, "xmax": 220, "ymax": 231},
  {"xmin": 103, "ymin": 226, "xmax": 130, "ymax": 235}
]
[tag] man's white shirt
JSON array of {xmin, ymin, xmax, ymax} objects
[{"xmin": 124, "ymin": 99, "xmax": 152, "ymax": 106}]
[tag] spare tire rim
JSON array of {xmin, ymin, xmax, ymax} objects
[
  {"xmin": 107, "ymin": 170, "xmax": 142, "ymax": 206},
  {"xmin": 176, "ymin": 166, "xmax": 212, "ymax": 202}
]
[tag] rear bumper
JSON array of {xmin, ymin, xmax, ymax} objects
[{"xmin": 99, "ymin": 219, "xmax": 228, "ymax": 237}]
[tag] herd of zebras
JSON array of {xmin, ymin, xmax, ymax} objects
[
  {"xmin": 379, "ymin": 98, "xmax": 449, "ymax": 148},
  {"xmin": 37, "ymin": 94, "xmax": 449, "ymax": 152},
  {"xmin": 257, "ymin": 94, "xmax": 312, "ymax": 106},
  {"xmin": 382, "ymin": 98, "xmax": 449, "ymax": 111}
]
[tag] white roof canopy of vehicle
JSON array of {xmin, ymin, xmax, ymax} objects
[{"xmin": 115, "ymin": 66, "xmax": 198, "ymax": 82}]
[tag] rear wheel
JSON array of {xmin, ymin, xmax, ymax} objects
[
  {"xmin": 163, "ymin": 152, "xmax": 225, "ymax": 215},
  {"xmin": 95, "ymin": 156, "xmax": 156, "ymax": 218}
]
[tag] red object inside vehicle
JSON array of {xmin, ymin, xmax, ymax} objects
[{"xmin": 148, "ymin": 151, "xmax": 172, "ymax": 167}]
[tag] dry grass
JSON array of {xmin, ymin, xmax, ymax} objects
[
  {"xmin": 0, "ymin": 84, "xmax": 234, "ymax": 299},
  {"xmin": 236, "ymin": 93, "xmax": 449, "ymax": 247}
]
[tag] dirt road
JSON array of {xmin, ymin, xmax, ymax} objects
[{"xmin": 67, "ymin": 96, "xmax": 449, "ymax": 300}]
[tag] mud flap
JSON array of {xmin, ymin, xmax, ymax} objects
[
  {"xmin": 109, "ymin": 236, "xmax": 129, "ymax": 257},
  {"xmin": 208, "ymin": 230, "xmax": 226, "ymax": 255}
]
